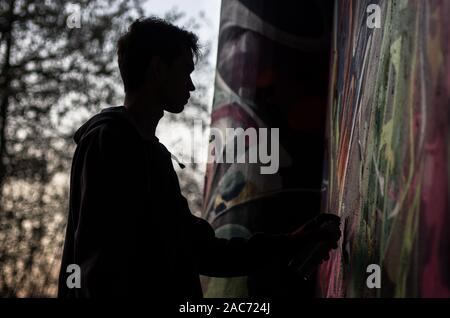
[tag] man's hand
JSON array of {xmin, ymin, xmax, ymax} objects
[
  {"xmin": 290, "ymin": 213, "xmax": 341, "ymax": 246},
  {"xmin": 287, "ymin": 213, "xmax": 341, "ymax": 277}
]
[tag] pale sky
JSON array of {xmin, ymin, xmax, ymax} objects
[{"xmin": 145, "ymin": 0, "xmax": 222, "ymax": 68}]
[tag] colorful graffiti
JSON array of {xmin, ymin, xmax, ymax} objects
[
  {"xmin": 319, "ymin": 0, "xmax": 450, "ymax": 297},
  {"xmin": 203, "ymin": 0, "xmax": 333, "ymax": 297}
]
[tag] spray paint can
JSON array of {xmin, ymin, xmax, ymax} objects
[{"xmin": 288, "ymin": 220, "xmax": 338, "ymax": 280}]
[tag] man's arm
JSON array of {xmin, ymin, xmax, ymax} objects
[
  {"xmin": 189, "ymin": 214, "xmax": 293, "ymax": 277},
  {"xmin": 183, "ymin": 196, "xmax": 340, "ymax": 278}
]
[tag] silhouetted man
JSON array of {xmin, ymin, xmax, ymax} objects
[{"xmin": 58, "ymin": 17, "xmax": 340, "ymax": 298}]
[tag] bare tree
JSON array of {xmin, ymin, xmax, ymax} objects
[
  {"xmin": 0, "ymin": 0, "xmax": 212, "ymax": 297},
  {"xmin": 0, "ymin": 0, "xmax": 145, "ymax": 297}
]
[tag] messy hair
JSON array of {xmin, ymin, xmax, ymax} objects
[{"xmin": 117, "ymin": 17, "xmax": 199, "ymax": 92}]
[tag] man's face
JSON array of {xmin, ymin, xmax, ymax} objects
[{"xmin": 158, "ymin": 47, "xmax": 196, "ymax": 113}]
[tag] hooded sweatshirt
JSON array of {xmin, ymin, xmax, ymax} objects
[{"xmin": 57, "ymin": 106, "xmax": 292, "ymax": 299}]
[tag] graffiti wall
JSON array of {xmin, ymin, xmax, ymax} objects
[
  {"xmin": 319, "ymin": 0, "xmax": 450, "ymax": 297},
  {"xmin": 203, "ymin": 0, "xmax": 333, "ymax": 297}
]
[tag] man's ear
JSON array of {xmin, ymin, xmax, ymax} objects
[{"xmin": 148, "ymin": 56, "xmax": 167, "ymax": 82}]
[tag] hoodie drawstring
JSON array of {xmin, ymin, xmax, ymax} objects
[{"xmin": 170, "ymin": 153, "xmax": 185, "ymax": 169}]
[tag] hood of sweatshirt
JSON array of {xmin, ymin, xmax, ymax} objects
[
  {"xmin": 73, "ymin": 106, "xmax": 161, "ymax": 144},
  {"xmin": 73, "ymin": 106, "xmax": 184, "ymax": 169}
]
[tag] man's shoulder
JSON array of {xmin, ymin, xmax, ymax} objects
[
  {"xmin": 98, "ymin": 118, "xmax": 138, "ymax": 140},
  {"xmin": 74, "ymin": 106, "xmax": 138, "ymax": 140},
  {"xmin": 79, "ymin": 116, "xmax": 140, "ymax": 145}
]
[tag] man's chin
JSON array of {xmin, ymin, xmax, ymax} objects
[{"xmin": 165, "ymin": 104, "xmax": 185, "ymax": 114}]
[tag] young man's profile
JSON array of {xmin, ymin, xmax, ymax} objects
[{"xmin": 57, "ymin": 17, "xmax": 340, "ymax": 298}]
